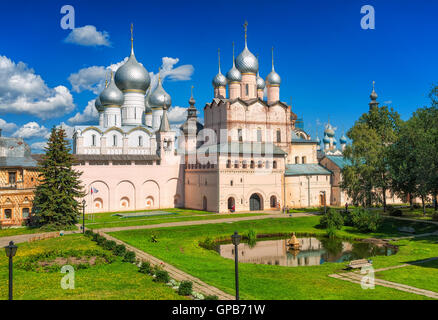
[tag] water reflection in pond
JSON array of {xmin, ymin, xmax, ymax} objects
[{"xmin": 217, "ymin": 237, "xmax": 396, "ymax": 267}]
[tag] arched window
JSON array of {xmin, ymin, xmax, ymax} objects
[
  {"xmin": 270, "ymin": 195, "xmax": 277, "ymax": 208},
  {"xmin": 273, "ymin": 161, "xmax": 277, "ymax": 169},
  {"xmin": 302, "ymin": 156, "xmax": 306, "ymax": 164},
  {"xmin": 257, "ymin": 129, "xmax": 262, "ymax": 142},
  {"xmin": 295, "ymin": 156, "xmax": 299, "ymax": 164},
  {"xmin": 245, "ymin": 84, "xmax": 249, "ymax": 96},
  {"xmin": 234, "ymin": 160, "xmax": 239, "ymax": 168},
  {"xmin": 242, "ymin": 160, "xmax": 248, "ymax": 168},
  {"xmin": 257, "ymin": 160, "xmax": 263, "ymax": 168},
  {"xmin": 250, "ymin": 160, "xmax": 255, "ymax": 169},
  {"xmin": 226, "ymin": 159, "xmax": 231, "ymax": 168},
  {"xmin": 238, "ymin": 128, "xmax": 243, "ymax": 142}
]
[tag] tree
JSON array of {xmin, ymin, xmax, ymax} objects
[
  {"xmin": 32, "ymin": 127, "xmax": 84, "ymax": 229},
  {"xmin": 342, "ymin": 105, "xmax": 401, "ymax": 211}
]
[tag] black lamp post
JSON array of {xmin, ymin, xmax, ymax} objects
[
  {"xmin": 231, "ymin": 231, "xmax": 241, "ymax": 300},
  {"xmin": 82, "ymin": 199, "xmax": 86, "ymax": 234},
  {"xmin": 4, "ymin": 241, "xmax": 18, "ymax": 300}
]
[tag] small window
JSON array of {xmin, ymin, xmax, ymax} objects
[
  {"xmin": 113, "ymin": 135, "xmax": 117, "ymax": 146},
  {"xmin": 258, "ymin": 160, "xmax": 263, "ymax": 168},
  {"xmin": 22, "ymin": 208, "xmax": 30, "ymax": 219},
  {"xmin": 230, "ymin": 180, "xmax": 233, "ymax": 186},
  {"xmin": 242, "ymin": 160, "xmax": 247, "ymax": 169},
  {"xmin": 266, "ymin": 161, "xmax": 270, "ymax": 169},
  {"xmin": 226, "ymin": 159, "xmax": 231, "ymax": 168},
  {"xmin": 234, "ymin": 160, "xmax": 239, "ymax": 169},
  {"xmin": 138, "ymin": 136, "xmax": 143, "ymax": 147},
  {"xmin": 302, "ymin": 156, "xmax": 306, "ymax": 164},
  {"xmin": 91, "ymin": 134, "xmax": 96, "ymax": 146},
  {"xmin": 246, "ymin": 84, "xmax": 249, "ymax": 96},
  {"xmin": 273, "ymin": 161, "xmax": 277, "ymax": 169},
  {"xmin": 250, "ymin": 160, "xmax": 255, "ymax": 169},
  {"xmin": 295, "ymin": 156, "xmax": 299, "ymax": 164},
  {"xmin": 276, "ymin": 129, "xmax": 281, "ymax": 143},
  {"xmin": 8, "ymin": 172, "xmax": 16, "ymax": 184},
  {"xmin": 4, "ymin": 209, "xmax": 12, "ymax": 219}
]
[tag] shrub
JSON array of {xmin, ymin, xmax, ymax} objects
[
  {"xmin": 199, "ymin": 237, "xmax": 217, "ymax": 250},
  {"xmin": 432, "ymin": 212, "xmax": 438, "ymax": 221},
  {"xmin": 319, "ymin": 208, "xmax": 344, "ymax": 230},
  {"xmin": 246, "ymin": 229, "xmax": 257, "ymax": 247},
  {"xmin": 103, "ymin": 240, "xmax": 117, "ymax": 251},
  {"xmin": 341, "ymin": 210, "xmax": 355, "ymax": 226},
  {"xmin": 154, "ymin": 270, "xmax": 170, "ymax": 283},
  {"xmin": 92, "ymin": 233, "xmax": 99, "ymax": 242},
  {"xmin": 351, "ymin": 208, "xmax": 382, "ymax": 233},
  {"xmin": 123, "ymin": 251, "xmax": 136, "ymax": 263},
  {"xmin": 326, "ymin": 225, "xmax": 338, "ymax": 238},
  {"xmin": 139, "ymin": 261, "xmax": 152, "ymax": 274},
  {"xmin": 84, "ymin": 230, "xmax": 94, "ymax": 237},
  {"xmin": 114, "ymin": 244, "xmax": 126, "ymax": 257},
  {"xmin": 204, "ymin": 295, "xmax": 219, "ymax": 300},
  {"xmin": 178, "ymin": 281, "xmax": 193, "ymax": 296},
  {"xmin": 95, "ymin": 235, "xmax": 106, "ymax": 245}
]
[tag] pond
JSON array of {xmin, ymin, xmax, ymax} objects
[{"xmin": 216, "ymin": 236, "xmax": 397, "ymax": 267}]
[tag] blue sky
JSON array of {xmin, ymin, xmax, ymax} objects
[{"xmin": 0, "ymin": 0, "xmax": 437, "ymax": 151}]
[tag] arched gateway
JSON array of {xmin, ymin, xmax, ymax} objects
[{"xmin": 249, "ymin": 193, "xmax": 262, "ymax": 211}]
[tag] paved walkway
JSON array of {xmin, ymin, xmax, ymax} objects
[
  {"xmin": 94, "ymin": 212, "xmax": 313, "ymax": 233},
  {"xmin": 0, "ymin": 230, "xmax": 79, "ymax": 247},
  {"xmin": 329, "ymin": 271, "xmax": 438, "ymax": 299},
  {"xmin": 100, "ymin": 232, "xmax": 235, "ymax": 300}
]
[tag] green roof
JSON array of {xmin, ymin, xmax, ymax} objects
[
  {"xmin": 285, "ymin": 164, "xmax": 332, "ymax": 176},
  {"xmin": 326, "ymin": 155, "xmax": 352, "ymax": 169}
]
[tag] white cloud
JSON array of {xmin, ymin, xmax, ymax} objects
[
  {"xmin": 64, "ymin": 25, "xmax": 110, "ymax": 47},
  {"xmin": 0, "ymin": 118, "xmax": 18, "ymax": 132},
  {"xmin": 148, "ymin": 57, "xmax": 194, "ymax": 93},
  {"xmin": 167, "ymin": 106, "xmax": 187, "ymax": 124},
  {"xmin": 12, "ymin": 122, "xmax": 49, "ymax": 139},
  {"xmin": 30, "ymin": 141, "xmax": 47, "ymax": 152},
  {"xmin": 0, "ymin": 56, "xmax": 75, "ymax": 119},
  {"xmin": 68, "ymin": 99, "xmax": 99, "ymax": 125},
  {"xmin": 68, "ymin": 58, "xmax": 128, "ymax": 94}
]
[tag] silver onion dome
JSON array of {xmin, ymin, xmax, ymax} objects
[
  {"xmin": 213, "ymin": 48, "xmax": 228, "ymax": 87},
  {"xmin": 266, "ymin": 70, "xmax": 281, "ymax": 86},
  {"xmin": 266, "ymin": 47, "xmax": 281, "ymax": 86},
  {"xmin": 99, "ymin": 73, "xmax": 124, "ymax": 106},
  {"xmin": 149, "ymin": 76, "xmax": 171, "ymax": 109},
  {"xmin": 212, "ymin": 72, "xmax": 227, "ymax": 88},
  {"xmin": 94, "ymin": 96, "xmax": 104, "ymax": 112},
  {"xmin": 226, "ymin": 66, "xmax": 241, "ymax": 83},
  {"xmin": 235, "ymin": 46, "xmax": 258, "ymax": 74},
  {"xmin": 256, "ymin": 72, "xmax": 265, "ymax": 89},
  {"xmin": 226, "ymin": 42, "xmax": 242, "ymax": 83},
  {"xmin": 115, "ymin": 27, "xmax": 150, "ymax": 93}
]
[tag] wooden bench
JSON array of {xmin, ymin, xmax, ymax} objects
[{"xmin": 347, "ymin": 259, "xmax": 372, "ymax": 269}]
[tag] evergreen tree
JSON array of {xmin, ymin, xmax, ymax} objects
[{"xmin": 32, "ymin": 127, "xmax": 85, "ymax": 229}]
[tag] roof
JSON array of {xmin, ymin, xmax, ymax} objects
[
  {"xmin": 285, "ymin": 164, "xmax": 332, "ymax": 176},
  {"xmin": 325, "ymin": 155, "xmax": 352, "ymax": 169},
  {"xmin": 193, "ymin": 142, "xmax": 287, "ymax": 157},
  {"xmin": 0, "ymin": 156, "xmax": 38, "ymax": 168}
]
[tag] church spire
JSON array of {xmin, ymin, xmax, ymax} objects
[
  {"xmin": 243, "ymin": 20, "xmax": 248, "ymax": 48},
  {"xmin": 159, "ymin": 104, "xmax": 171, "ymax": 132},
  {"xmin": 217, "ymin": 48, "xmax": 222, "ymax": 74},
  {"xmin": 369, "ymin": 80, "xmax": 379, "ymax": 110},
  {"xmin": 271, "ymin": 46, "xmax": 275, "ymax": 71},
  {"xmin": 130, "ymin": 23, "xmax": 134, "ymax": 55}
]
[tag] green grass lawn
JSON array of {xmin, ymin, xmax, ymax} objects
[
  {"xmin": 375, "ymin": 239, "xmax": 438, "ymax": 293},
  {"xmin": 0, "ymin": 234, "xmax": 185, "ymax": 300},
  {"xmin": 85, "ymin": 208, "xmax": 265, "ymax": 229},
  {"xmin": 109, "ymin": 216, "xmax": 438, "ymax": 300}
]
